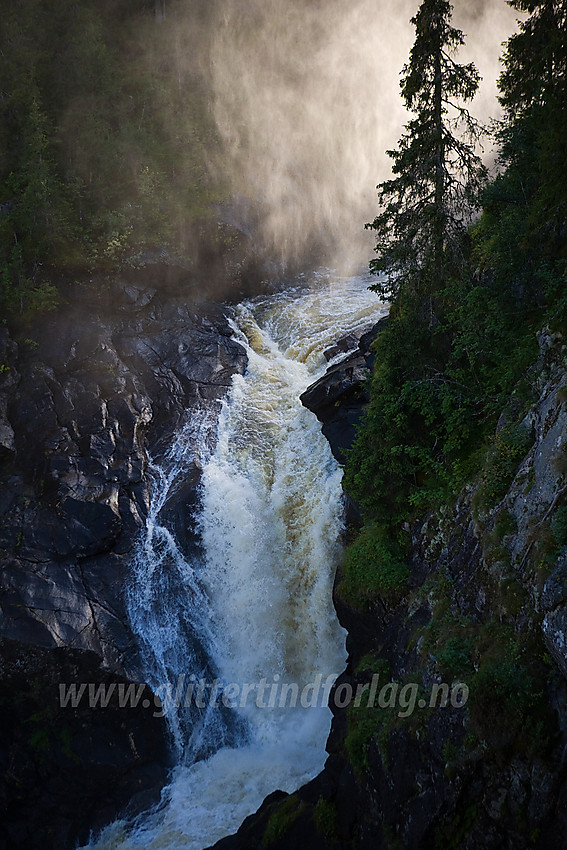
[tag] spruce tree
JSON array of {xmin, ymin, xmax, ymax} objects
[
  {"xmin": 366, "ymin": 0, "xmax": 486, "ymax": 302},
  {"xmin": 497, "ymin": 0, "xmax": 567, "ymax": 258},
  {"xmin": 499, "ymin": 0, "xmax": 567, "ymax": 119}
]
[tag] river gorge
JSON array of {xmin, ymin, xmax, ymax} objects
[
  {"xmin": 0, "ymin": 265, "xmax": 388, "ymax": 848},
  {"xmin": 3, "ymin": 259, "xmax": 567, "ymax": 850},
  {"xmin": 3, "ymin": 0, "xmax": 567, "ymax": 847}
]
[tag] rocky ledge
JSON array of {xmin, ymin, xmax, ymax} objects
[
  {"xmin": 0, "ymin": 278, "xmax": 247, "ymax": 849},
  {"xmin": 300, "ymin": 318, "xmax": 387, "ymax": 466}
]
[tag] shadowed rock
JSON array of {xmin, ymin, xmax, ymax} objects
[
  {"xmin": 0, "ymin": 282, "xmax": 247, "ymax": 848},
  {"xmin": 300, "ymin": 318, "xmax": 387, "ymax": 466}
]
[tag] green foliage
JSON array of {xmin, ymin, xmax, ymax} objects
[
  {"xmin": 474, "ymin": 424, "xmax": 533, "ymax": 514},
  {"xmin": 355, "ymin": 653, "xmax": 391, "ymax": 679},
  {"xmin": 474, "ymin": 1, "xmax": 567, "ymax": 317},
  {"xmin": 313, "ymin": 797, "xmax": 339, "ymax": 842},
  {"xmin": 0, "ymin": 265, "xmax": 59, "ymax": 317},
  {"xmin": 344, "ymin": 275, "xmax": 536, "ymax": 531},
  {"xmin": 418, "ymin": 588, "xmax": 478, "ymax": 680},
  {"xmin": 336, "ymin": 525, "xmax": 409, "ymax": 609},
  {"xmin": 442, "ymin": 273, "xmax": 539, "ymax": 418},
  {"xmin": 344, "ymin": 304, "xmax": 454, "ymax": 523},
  {"xmin": 263, "ymin": 795, "xmax": 304, "ymax": 846},
  {"xmin": 0, "ymin": 0, "xmax": 224, "ymax": 317},
  {"xmin": 483, "ymin": 511, "xmax": 520, "ymax": 577},
  {"xmin": 492, "ymin": 510, "xmax": 518, "ymax": 540},
  {"xmin": 435, "ymin": 636, "xmax": 474, "ymax": 679}
]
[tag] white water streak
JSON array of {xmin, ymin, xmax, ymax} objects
[{"xmin": 126, "ymin": 408, "xmax": 227, "ymax": 757}]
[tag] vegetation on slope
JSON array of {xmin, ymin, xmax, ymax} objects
[
  {"xmin": 339, "ymin": 0, "xmax": 567, "ymax": 823},
  {"xmin": 0, "ymin": 0, "xmax": 223, "ymax": 318},
  {"xmin": 344, "ymin": 0, "xmax": 567, "ymax": 559}
]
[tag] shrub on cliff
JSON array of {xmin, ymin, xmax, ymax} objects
[{"xmin": 337, "ymin": 524, "xmax": 409, "ymax": 608}]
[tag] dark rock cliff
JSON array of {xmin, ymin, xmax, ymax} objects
[
  {"xmin": 300, "ymin": 318, "xmax": 387, "ymax": 466},
  {"xmin": 213, "ymin": 327, "xmax": 567, "ymax": 849},
  {"xmin": 0, "ymin": 278, "xmax": 247, "ymax": 849}
]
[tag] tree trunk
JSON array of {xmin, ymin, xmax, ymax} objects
[{"xmin": 433, "ymin": 42, "xmax": 444, "ymax": 289}]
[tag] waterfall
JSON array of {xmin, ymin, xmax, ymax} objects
[
  {"xmin": 125, "ymin": 409, "xmax": 248, "ymax": 759},
  {"xmin": 87, "ymin": 269, "xmax": 387, "ymax": 850}
]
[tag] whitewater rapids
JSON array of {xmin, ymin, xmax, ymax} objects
[{"xmin": 87, "ymin": 270, "xmax": 387, "ymax": 850}]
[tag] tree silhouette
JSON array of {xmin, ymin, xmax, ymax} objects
[{"xmin": 366, "ymin": 0, "xmax": 486, "ymax": 303}]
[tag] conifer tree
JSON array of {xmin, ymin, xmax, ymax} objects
[
  {"xmin": 366, "ymin": 0, "xmax": 486, "ymax": 302},
  {"xmin": 499, "ymin": 0, "xmax": 567, "ymax": 119},
  {"xmin": 497, "ymin": 0, "xmax": 567, "ymax": 255}
]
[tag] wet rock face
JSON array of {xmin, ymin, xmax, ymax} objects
[
  {"xmin": 0, "ymin": 284, "xmax": 246, "ymax": 674},
  {"xmin": 0, "ymin": 280, "xmax": 247, "ymax": 848}
]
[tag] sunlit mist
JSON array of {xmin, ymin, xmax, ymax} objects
[{"xmin": 207, "ymin": 0, "xmax": 520, "ymax": 272}]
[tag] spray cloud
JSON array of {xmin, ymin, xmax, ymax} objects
[{"xmin": 206, "ymin": 0, "xmax": 520, "ymax": 272}]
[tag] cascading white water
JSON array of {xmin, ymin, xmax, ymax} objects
[
  {"xmin": 124, "ymin": 409, "xmax": 248, "ymax": 760},
  {"xmin": 88, "ymin": 269, "xmax": 387, "ymax": 850}
]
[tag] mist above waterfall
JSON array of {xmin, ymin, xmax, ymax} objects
[
  {"xmin": 206, "ymin": 0, "xmax": 520, "ymax": 272},
  {"xmin": 0, "ymin": 0, "xmax": 522, "ymax": 314}
]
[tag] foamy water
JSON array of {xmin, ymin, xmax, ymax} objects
[{"xmin": 85, "ymin": 270, "xmax": 387, "ymax": 850}]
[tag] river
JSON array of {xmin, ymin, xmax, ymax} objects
[{"xmin": 87, "ymin": 269, "xmax": 387, "ymax": 850}]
